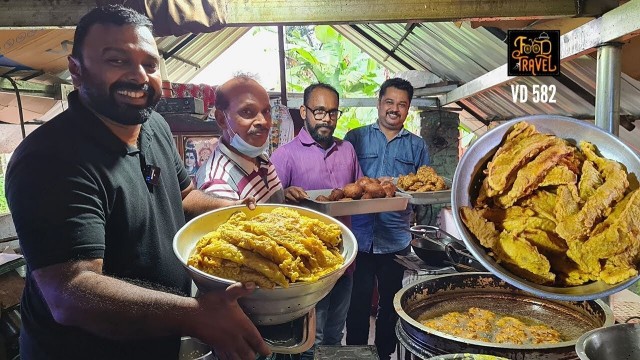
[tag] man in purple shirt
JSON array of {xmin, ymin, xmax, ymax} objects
[{"xmin": 271, "ymin": 83, "xmax": 363, "ymax": 358}]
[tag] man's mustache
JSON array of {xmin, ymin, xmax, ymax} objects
[
  {"xmin": 386, "ymin": 110, "xmax": 400, "ymax": 117},
  {"xmin": 314, "ymin": 124, "xmax": 335, "ymax": 130}
]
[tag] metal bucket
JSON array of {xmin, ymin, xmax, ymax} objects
[{"xmin": 575, "ymin": 323, "xmax": 640, "ymax": 360}]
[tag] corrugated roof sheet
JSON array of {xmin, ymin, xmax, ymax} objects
[
  {"xmin": 332, "ymin": 22, "xmax": 640, "ymax": 129},
  {"xmin": 157, "ymin": 27, "xmax": 250, "ymax": 84}
]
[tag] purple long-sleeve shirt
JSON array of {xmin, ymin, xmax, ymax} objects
[{"xmin": 271, "ymin": 127, "xmax": 364, "ymax": 191}]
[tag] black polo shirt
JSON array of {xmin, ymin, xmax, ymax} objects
[{"xmin": 6, "ymin": 91, "xmax": 193, "ymax": 359}]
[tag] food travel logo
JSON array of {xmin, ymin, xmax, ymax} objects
[{"xmin": 508, "ymin": 30, "xmax": 560, "ymax": 76}]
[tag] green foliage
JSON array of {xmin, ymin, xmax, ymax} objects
[
  {"xmin": 0, "ymin": 175, "xmax": 8, "ymax": 214},
  {"xmin": 284, "ymin": 25, "xmax": 386, "ymax": 138},
  {"xmin": 283, "ymin": 25, "xmax": 421, "ymax": 138}
]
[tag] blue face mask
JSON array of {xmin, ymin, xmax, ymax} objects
[{"xmin": 225, "ymin": 116, "xmax": 269, "ymax": 158}]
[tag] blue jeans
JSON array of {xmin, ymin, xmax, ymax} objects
[
  {"xmin": 301, "ymin": 274, "xmax": 353, "ymax": 360},
  {"xmin": 345, "ymin": 247, "xmax": 409, "ymax": 360}
]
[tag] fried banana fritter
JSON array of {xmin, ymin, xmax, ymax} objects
[
  {"xmin": 461, "ymin": 122, "xmax": 640, "ymax": 287},
  {"xmin": 188, "ymin": 207, "xmax": 344, "ymax": 288},
  {"xmin": 397, "ymin": 165, "xmax": 448, "ymax": 192}
]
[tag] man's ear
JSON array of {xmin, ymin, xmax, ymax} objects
[
  {"xmin": 214, "ymin": 108, "xmax": 227, "ymax": 130},
  {"xmin": 68, "ymin": 56, "xmax": 82, "ymax": 88},
  {"xmin": 299, "ymin": 105, "xmax": 306, "ymax": 120}
]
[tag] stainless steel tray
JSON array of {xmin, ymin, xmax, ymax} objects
[
  {"xmin": 301, "ymin": 189, "xmax": 411, "ymax": 216},
  {"xmin": 397, "ymin": 178, "xmax": 452, "ymax": 205},
  {"xmin": 400, "ymin": 189, "xmax": 451, "ymax": 205}
]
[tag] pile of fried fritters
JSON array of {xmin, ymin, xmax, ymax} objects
[
  {"xmin": 315, "ymin": 176, "xmax": 397, "ymax": 201},
  {"xmin": 188, "ymin": 207, "xmax": 344, "ymax": 288},
  {"xmin": 397, "ymin": 165, "xmax": 448, "ymax": 192},
  {"xmin": 461, "ymin": 122, "xmax": 640, "ymax": 286}
]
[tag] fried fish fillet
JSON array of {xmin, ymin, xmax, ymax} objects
[
  {"xmin": 196, "ymin": 236, "xmax": 289, "ymax": 287},
  {"xmin": 554, "ymin": 184, "xmax": 581, "ymax": 222},
  {"xmin": 556, "ymin": 142, "xmax": 628, "ymax": 243},
  {"xmin": 216, "ymin": 222, "xmax": 307, "ymax": 281},
  {"xmin": 539, "ymin": 166, "xmax": 577, "ymax": 187},
  {"xmin": 519, "ymin": 190, "xmax": 558, "ymax": 223},
  {"xmin": 578, "ymin": 160, "xmax": 603, "ymax": 201},
  {"xmin": 485, "ymin": 133, "xmax": 558, "ymax": 197},
  {"xmin": 193, "ymin": 257, "xmax": 276, "ymax": 289},
  {"xmin": 460, "ymin": 207, "xmax": 500, "ymax": 249},
  {"xmin": 494, "ymin": 140, "xmax": 573, "ymax": 208},
  {"xmin": 567, "ymin": 189, "xmax": 640, "ymax": 277},
  {"xmin": 494, "ymin": 232, "xmax": 556, "ymax": 284}
]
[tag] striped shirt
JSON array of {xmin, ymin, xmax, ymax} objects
[{"xmin": 195, "ymin": 141, "xmax": 284, "ymax": 203}]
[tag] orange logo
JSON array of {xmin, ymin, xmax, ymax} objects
[{"xmin": 508, "ymin": 30, "xmax": 560, "ymax": 76}]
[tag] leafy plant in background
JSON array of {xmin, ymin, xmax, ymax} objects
[
  {"xmin": 283, "ymin": 25, "xmax": 420, "ymax": 138},
  {"xmin": 0, "ymin": 176, "xmax": 8, "ymax": 214}
]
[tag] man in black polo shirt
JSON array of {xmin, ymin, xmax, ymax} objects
[{"xmin": 5, "ymin": 5, "xmax": 269, "ymax": 360}]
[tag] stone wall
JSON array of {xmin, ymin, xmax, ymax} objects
[{"xmin": 414, "ymin": 110, "xmax": 460, "ymax": 226}]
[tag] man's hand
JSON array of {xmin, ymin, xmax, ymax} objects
[
  {"xmin": 192, "ymin": 283, "xmax": 270, "ymax": 360},
  {"xmin": 284, "ymin": 186, "xmax": 308, "ymax": 203},
  {"xmin": 235, "ymin": 196, "xmax": 257, "ymax": 210}
]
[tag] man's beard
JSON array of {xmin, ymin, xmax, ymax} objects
[
  {"xmin": 80, "ymin": 68, "xmax": 159, "ymax": 125},
  {"xmin": 306, "ymin": 118, "xmax": 335, "ymax": 146}
]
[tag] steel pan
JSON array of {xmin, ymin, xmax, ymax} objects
[
  {"xmin": 394, "ymin": 272, "xmax": 614, "ymax": 359},
  {"xmin": 173, "ymin": 204, "xmax": 357, "ymax": 325},
  {"xmin": 451, "ymin": 115, "xmax": 640, "ymax": 301}
]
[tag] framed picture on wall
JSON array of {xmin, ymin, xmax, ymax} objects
[
  {"xmin": 182, "ymin": 134, "xmax": 219, "ymax": 178},
  {"xmin": 172, "ymin": 135, "xmax": 180, "ymax": 156}
]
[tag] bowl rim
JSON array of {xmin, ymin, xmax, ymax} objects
[
  {"xmin": 451, "ymin": 115, "xmax": 640, "ymax": 301},
  {"xmin": 575, "ymin": 322, "xmax": 640, "ymax": 357},
  {"xmin": 172, "ymin": 203, "xmax": 358, "ymax": 289}
]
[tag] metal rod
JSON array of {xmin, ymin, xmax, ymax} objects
[
  {"xmin": 595, "ymin": 42, "xmax": 623, "ymax": 135},
  {"xmin": 1, "ymin": 75, "xmax": 26, "ymax": 139},
  {"xmin": 277, "ymin": 26, "xmax": 287, "ymax": 106}
]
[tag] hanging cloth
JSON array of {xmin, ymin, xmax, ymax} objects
[{"xmin": 269, "ymin": 101, "xmax": 295, "ymax": 154}]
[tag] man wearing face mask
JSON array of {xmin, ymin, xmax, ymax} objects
[
  {"xmin": 344, "ymin": 78, "xmax": 430, "ymax": 360},
  {"xmin": 196, "ymin": 75, "xmax": 284, "ymax": 203},
  {"xmin": 5, "ymin": 6, "xmax": 269, "ymax": 360},
  {"xmin": 270, "ymin": 83, "xmax": 363, "ymax": 359}
]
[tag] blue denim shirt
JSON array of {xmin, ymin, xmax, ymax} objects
[{"xmin": 344, "ymin": 122, "xmax": 430, "ymax": 254}]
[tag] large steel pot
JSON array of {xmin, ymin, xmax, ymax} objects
[
  {"xmin": 394, "ymin": 272, "xmax": 614, "ymax": 359},
  {"xmin": 173, "ymin": 204, "xmax": 357, "ymax": 326},
  {"xmin": 451, "ymin": 115, "xmax": 640, "ymax": 301}
]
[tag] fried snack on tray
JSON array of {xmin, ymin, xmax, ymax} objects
[
  {"xmin": 460, "ymin": 122, "xmax": 640, "ymax": 286},
  {"xmin": 188, "ymin": 207, "xmax": 344, "ymax": 288},
  {"xmin": 397, "ymin": 165, "xmax": 448, "ymax": 192}
]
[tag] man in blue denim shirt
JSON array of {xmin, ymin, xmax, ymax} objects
[{"xmin": 344, "ymin": 78, "xmax": 430, "ymax": 360}]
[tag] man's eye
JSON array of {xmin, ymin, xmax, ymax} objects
[{"xmin": 108, "ymin": 59, "xmax": 125, "ymax": 65}]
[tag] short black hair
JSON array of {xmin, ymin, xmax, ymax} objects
[
  {"xmin": 214, "ymin": 73, "xmax": 257, "ymax": 111},
  {"xmin": 379, "ymin": 78, "xmax": 414, "ymax": 102},
  {"xmin": 71, "ymin": 5, "xmax": 154, "ymax": 62},
  {"xmin": 303, "ymin": 83, "xmax": 340, "ymax": 106}
]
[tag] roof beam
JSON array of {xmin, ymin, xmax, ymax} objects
[
  {"xmin": 0, "ymin": 78, "xmax": 56, "ymax": 98},
  {"xmin": 440, "ymin": 0, "xmax": 640, "ymax": 105},
  {"xmin": 0, "ymin": 0, "xmax": 615, "ymax": 35}
]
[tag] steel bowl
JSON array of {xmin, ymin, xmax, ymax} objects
[
  {"xmin": 452, "ymin": 115, "xmax": 640, "ymax": 301},
  {"xmin": 575, "ymin": 323, "xmax": 640, "ymax": 360},
  {"xmin": 173, "ymin": 204, "xmax": 357, "ymax": 325}
]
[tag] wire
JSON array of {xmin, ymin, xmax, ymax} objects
[{"xmin": 0, "ymin": 75, "xmax": 26, "ymax": 139}]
